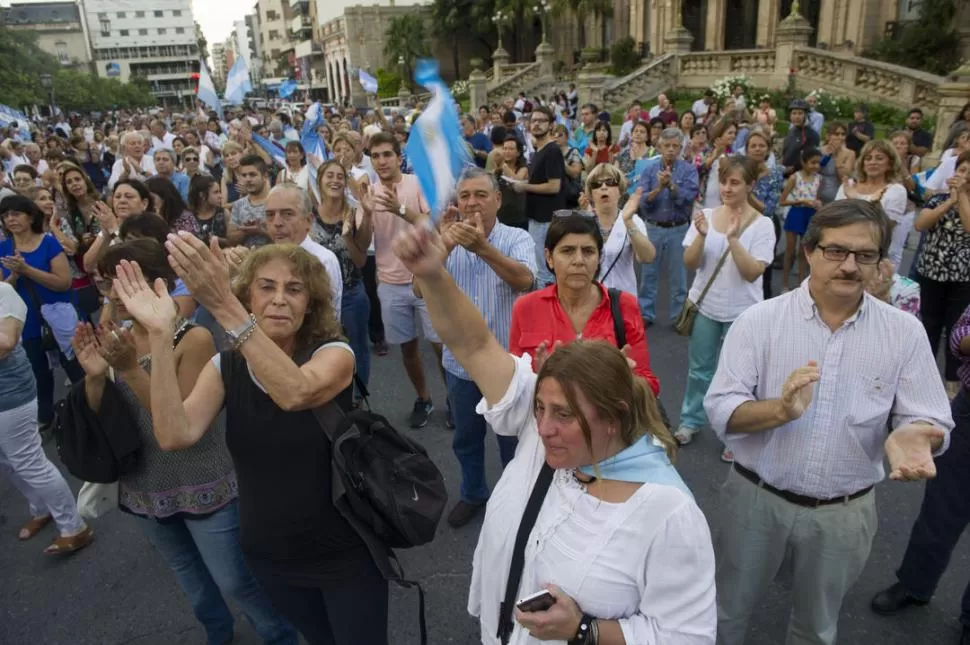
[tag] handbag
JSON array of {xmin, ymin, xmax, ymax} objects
[
  {"xmin": 77, "ymin": 481, "xmax": 117, "ymax": 519},
  {"xmin": 20, "ymin": 276, "xmax": 57, "ymax": 351},
  {"xmin": 674, "ymin": 213, "xmax": 758, "ymax": 337}
]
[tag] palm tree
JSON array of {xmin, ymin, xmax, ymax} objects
[
  {"xmin": 431, "ymin": 0, "xmax": 499, "ymax": 79},
  {"xmin": 551, "ymin": 0, "xmax": 612, "ymax": 54},
  {"xmin": 383, "ymin": 15, "xmax": 432, "ymax": 86}
]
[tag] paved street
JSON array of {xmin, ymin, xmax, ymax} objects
[{"xmin": 1, "ymin": 281, "xmax": 969, "ymax": 645}]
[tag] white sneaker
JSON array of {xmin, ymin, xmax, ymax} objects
[
  {"xmin": 674, "ymin": 427, "xmax": 696, "ymax": 446},
  {"xmin": 720, "ymin": 449, "xmax": 735, "ymax": 463}
]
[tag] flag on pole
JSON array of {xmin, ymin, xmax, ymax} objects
[
  {"xmin": 250, "ymin": 133, "xmax": 286, "ymax": 168},
  {"xmin": 359, "ymin": 70, "xmax": 378, "ymax": 94},
  {"xmin": 405, "ymin": 59, "xmax": 472, "ymax": 220},
  {"xmin": 225, "ymin": 58, "xmax": 252, "ymax": 105},
  {"xmin": 196, "ymin": 59, "xmax": 223, "ymax": 119},
  {"xmin": 278, "ymin": 79, "xmax": 298, "ymax": 99},
  {"xmin": 300, "ymin": 102, "xmax": 331, "ymax": 203}
]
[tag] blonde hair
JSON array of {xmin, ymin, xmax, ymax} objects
[
  {"xmin": 584, "ymin": 162, "xmax": 627, "ymax": 194},
  {"xmin": 856, "ymin": 139, "xmax": 902, "ymax": 183},
  {"xmin": 233, "ymin": 244, "xmax": 345, "ymax": 352}
]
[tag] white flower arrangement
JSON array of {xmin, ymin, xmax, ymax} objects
[
  {"xmin": 451, "ymin": 80, "xmax": 469, "ymax": 100},
  {"xmin": 710, "ymin": 75, "xmax": 753, "ymax": 102}
]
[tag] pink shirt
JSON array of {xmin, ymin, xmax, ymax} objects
[{"xmin": 357, "ymin": 174, "xmax": 430, "ymax": 285}]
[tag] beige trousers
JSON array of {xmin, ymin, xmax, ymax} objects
[{"xmin": 715, "ymin": 467, "xmax": 878, "ymax": 645}]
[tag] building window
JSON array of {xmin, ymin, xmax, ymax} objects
[
  {"xmin": 97, "ymin": 12, "xmax": 106, "ymax": 20},
  {"xmin": 154, "ymin": 10, "xmax": 163, "ymax": 18},
  {"xmin": 138, "ymin": 28, "xmax": 148, "ymax": 35},
  {"xmin": 100, "ymin": 19, "xmax": 110, "ymax": 36},
  {"xmin": 269, "ymin": 29, "xmax": 280, "ymax": 40},
  {"xmin": 55, "ymin": 41, "xmax": 69, "ymax": 64},
  {"xmin": 173, "ymin": 10, "xmax": 182, "ymax": 16},
  {"xmin": 117, "ymin": 11, "xmax": 125, "ymax": 18},
  {"xmin": 176, "ymin": 27, "xmax": 185, "ymax": 34},
  {"xmin": 267, "ymin": 10, "xmax": 279, "ymax": 20},
  {"xmin": 119, "ymin": 29, "xmax": 129, "ymax": 36},
  {"xmin": 158, "ymin": 28, "xmax": 167, "ymax": 35},
  {"xmin": 135, "ymin": 10, "xmax": 144, "ymax": 18}
]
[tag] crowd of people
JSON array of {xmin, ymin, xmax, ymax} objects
[{"xmin": 0, "ymin": 80, "xmax": 968, "ymax": 645}]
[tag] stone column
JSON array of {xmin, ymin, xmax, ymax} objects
[
  {"xmin": 756, "ymin": 0, "xmax": 782, "ymax": 48},
  {"xmin": 577, "ymin": 64, "xmax": 607, "ymax": 109},
  {"xmin": 705, "ymin": 0, "xmax": 726, "ymax": 51},
  {"xmin": 535, "ymin": 41, "xmax": 556, "ymax": 83},
  {"xmin": 929, "ymin": 64, "xmax": 970, "ymax": 165},
  {"xmin": 663, "ymin": 23, "xmax": 693, "ymax": 54},
  {"xmin": 772, "ymin": 6, "xmax": 814, "ymax": 90},
  {"xmin": 468, "ymin": 67, "xmax": 488, "ymax": 110},
  {"xmin": 397, "ymin": 84, "xmax": 412, "ymax": 107},
  {"xmin": 493, "ymin": 47, "xmax": 510, "ymax": 83}
]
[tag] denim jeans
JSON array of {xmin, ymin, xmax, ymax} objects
[
  {"xmin": 340, "ymin": 282, "xmax": 371, "ymax": 390},
  {"xmin": 446, "ymin": 372, "xmax": 518, "ymax": 504},
  {"xmin": 638, "ymin": 222, "xmax": 688, "ymax": 322},
  {"xmin": 679, "ymin": 312, "xmax": 732, "ymax": 430},
  {"xmin": 140, "ymin": 500, "xmax": 298, "ymax": 645},
  {"xmin": 896, "ymin": 388, "xmax": 970, "ymax": 627},
  {"xmin": 528, "ymin": 220, "xmax": 554, "ymax": 287},
  {"xmin": 22, "ymin": 336, "xmax": 84, "ymax": 425}
]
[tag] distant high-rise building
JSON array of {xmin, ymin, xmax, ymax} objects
[
  {"xmin": 211, "ymin": 42, "xmax": 227, "ymax": 86},
  {"xmin": 81, "ymin": 0, "xmax": 200, "ymax": 106},
  {"xmin": 256, "ymin": 0, "xmax": 294, "ymax": 81},
  {"xmin": 1, "ymin": 2, "xmax": 92, "ymax": 71}
]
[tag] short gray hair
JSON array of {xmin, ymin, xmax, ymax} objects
[
  {"xmin": 154, "ymin": 148, "xmax": 176, "ymax": 163},
  {"xmin": 268, "ymin": 183, "xmax": 312, "ymax": 218},
  {"xmin": 658, "ymin": 127, "xmax": 683, "ymax": 144},
  {"xmin": 121, "ymin": 131, "xmax": 144, "ymax": 147},
  {"xmin": 457, "ymin": 166, "xmax": 499, "ymax": 192},
  {"xmin": 802, "ymin": 199, "xmax": 891, "ymax": 257}
]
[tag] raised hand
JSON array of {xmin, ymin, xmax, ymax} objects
[
  {"xmin": 92, "ymin": 201, "xmax": 116, "ymax": 231},
  {"xmin": 692, "ymin": 210, "xmax": 709, "ymax": 236},
  {"xmin": 95, "ymin": 321, "xmax": 139, "ymax": 372},
  {"xmin": 393, "ymin": 224, "xmax": 448, "ymax": 280},
  {"xmin": 533, "ymin": 340, "xmax": 563, "ymax": 373},
  {"xmin": 885, "ymin": 423, "xmax": 946, "ymax": 481},
  {"xmin": 438, "ymin": 205, "xmax": 460, "ymax": 250},
  {"xmin": 622, "ymin": 188, "xmax": 643, "ymax": 223},
  {"xmin": 165, "ymin": 232, "xmax": 231, "ymax": 313},
  {"xmin": 71, "ymin": 323, "xmax": 109, "ymax": 378},
  {"xmin": 865, "ymin": 258, "xmax": 894, "ymax": 302},
  {"xmin": 780, "ymin": 360, "xmax": 820, "ymax": 420},
  {"xmin": 113, "ymin": 259, "xmax": 179, "ymax": 335},
  {"xmin": 725, "ymin": 210, "xmax": 742, "ymax": 239}
]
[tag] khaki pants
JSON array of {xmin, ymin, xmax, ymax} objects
[{"xmin": 715, "ymin": 467, "xmax": 878, "ymax": 645}]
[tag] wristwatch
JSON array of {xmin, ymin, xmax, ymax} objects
[
  {"xmin": 398, "ymin": 202, "xmax": 407, "ymax": 218},
  {"xmin": 224, "ymin": 314, "xmax": 257, "ymax": 350}
]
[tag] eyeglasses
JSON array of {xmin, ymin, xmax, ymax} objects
[
  {"xmin": 553, "ymin": 209, "xmax": 596, "ymax": 219},
  {"xmin": 588, "ymin": 178, "xmax": 619, "ymax": 190},
  {"xmin": 183, "ymin": 156, "xmax": 199, "ymax": 162},
  {"xmin": 817, "ymin": 245, "xmax": 882, "ymax": 265},
  {"xmin": 93, "ymin": 275, "xmax": 113, "ymax": 295}
]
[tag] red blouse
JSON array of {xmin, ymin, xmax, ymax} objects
[
  {"xmin": 508, "ymin": 283, "xmax": 660, "ymax": 395},
  {"xmin": 584, "ymin": 144, "xmax": 620, "ymax": 166}
]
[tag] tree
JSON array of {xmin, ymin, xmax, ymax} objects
[
  {"xmin": 865, "ymin": 0, "xmax": 961, "ymax": 77},
  {"xmin": 195, "ymin": 22, "xmax": 208, "ymax": 64},
  {"xmin": 431, "ymin": 0, "xmax": 499, "ymax": 77},
  {"xmin": 383, "ymin": 15, "xmax": 431, "ymax": 85}
]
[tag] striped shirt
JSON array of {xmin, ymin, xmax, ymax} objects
[
  {"xmin": 949, "ymin": 303, "xmax": 970, "ymax": 391},
  {"xmin": 704, "ymin": 280, "xmax": 953, "ymax": 499},
  {"xmin": 443, "ymin": 222, "xmax": 536, "ymax": 380}
]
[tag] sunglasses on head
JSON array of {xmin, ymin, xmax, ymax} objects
[{"xmin": 589, "ymin": 178, "xmax": 619, "ymax": 190}]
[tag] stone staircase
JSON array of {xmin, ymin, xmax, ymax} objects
[
  {"xmin": 603, "ymin": 54, "xmax": 675, "ymax": 113},
  {"xmin": 486, "ymin": 62, "xmax": 543, "ymax": 102}
]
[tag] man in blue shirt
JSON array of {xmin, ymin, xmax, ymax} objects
[
  {"xmin": 441, "ymin": 167, "xmax": 536, "ymax": 528},
  {"xmin": 462, "ymin": 115, "xmax": 492, "ymax": 169},
  {"xmin": 637, "ymin": 127, "xmax": 699, "ymax": 325}
]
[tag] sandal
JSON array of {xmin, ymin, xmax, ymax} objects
[
  {"xmin": 18, "ymin": 515, "xmax": 52, "ymax": 540},
  {"xmin": 43, "ymin": 526, "xmax": 94, "ymax": 556}
]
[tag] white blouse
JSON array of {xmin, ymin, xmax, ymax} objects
[
  {"xmin": 470, "ymin": 353, "xmax": 717, "ymax": 645},
  {"xmin": 599, "ymin": 213, "xmax": 647, "ymax": 297},
  {"xmin": 834, "ymin": 183, "xmax": 909, "ymax": 268}
]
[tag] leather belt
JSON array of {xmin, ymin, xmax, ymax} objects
[
  {"xmin": 647, "ymin": 218, "xmax": 689, "ymax": 228},
  {"xmin": 734, "ymin": 463, "xmax": 873, "ymax": 508}
]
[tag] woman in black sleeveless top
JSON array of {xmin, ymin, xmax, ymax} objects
[{"xmin": 111, "ymin": 239, "xmax": 386, "ymax": 645}]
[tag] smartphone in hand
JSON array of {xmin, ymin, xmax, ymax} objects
[{"xmin": 516, "ymin": 589, "xmax": 556, "ymax": 613}]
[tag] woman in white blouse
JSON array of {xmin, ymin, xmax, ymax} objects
[
  {"xmin": 586, "ymin": 163, "xmax": 655, "ymax": 296},
  {"xmin": 677, "ymin": 157, "xmax": 776, "ymax": 462},
  {"xmin": 835, "ymin": 139, "xmax": 909, "ymax": 268},
  {"xmin": 393, "ymin": 224, "xmax": 716, "ymax": 645}
]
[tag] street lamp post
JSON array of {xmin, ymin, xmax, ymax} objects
[
  {"xmin": 398, "ymin": 54, "xmax": 408, "ymax": 91},
  {"xmin": 533, "ymin": 0, "xmax": 550, "ymax": 44},
  {"xmin": 39, "ymin": 73, "xmax": 54, "ymax": 117},
  {"xmin": 492, "ymin": 10, "xmax": 508, "ymax": 51}
]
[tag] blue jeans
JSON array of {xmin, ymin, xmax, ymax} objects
[
  {"xmin": 446, "ymin": 372, "xmax": 518, "ymax": 504},
  {"xmin": 638, "ymin": 222, "xmax": 688, "ymax": 322},
  {"xmin": 340, "ymin": 282, "xmax": 371, "ymax": 390},
  {"xmin": 140, "ymin": 500, "xmax": 298, "ymax": 645},
  {"xmin": 528, "ymin": 220, "xmax": 553, "ymax": 287},
  {"xmin": 679, "ymin": 312, "xmax": 732, "ymax": 430}
]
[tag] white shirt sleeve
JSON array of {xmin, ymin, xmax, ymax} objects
[
  {"xmin": 0, "ymin": 282, "xmax": 28, "ymax": 323},
  {"xmin": 107, "ymin": 159, "xmax": 124, "ymax": 190},
  {"xmin": 704, "ymin": 311, "xmax": 763, "ymax": 442},
  {"xmin": 926, "ymin": 154, "xmax": 957, "ymax": 191},
  {"xmin": 880, "ymin": 184, "xmax": 909, "ymax": 224},
  {"xmin": 748, "ymin": 216, "xmax": 778, "ymax": 265},
  {"xmin": 476, "ymin": 352, "xmax": 538, "ymax": 438}
]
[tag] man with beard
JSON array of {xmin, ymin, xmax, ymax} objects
[
  {"xmin": 228, "ymin": 155, "xmax": 271, "ymax": 248},
  {"xmin": 705, "ymin": 199, "xmax": 954, "ymax": 645}
]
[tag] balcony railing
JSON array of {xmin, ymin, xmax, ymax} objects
[{"xmin": 288, "ymin": 0, "xmax": 308, "ymax": 14}]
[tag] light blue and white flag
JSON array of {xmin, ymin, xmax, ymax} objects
[
  {"xmin": 299, "ymin": 101, "xmax": 332, "ymax": 203},
  {"xmin": 359, "ymin": 69, "xmax": 378, "ymax": 94},
  {"xmin": 196, "ymin": 59, "xmax": 223, "ymax": 119},
  {"xmin": 405, "ymin": 59, "xmax": 472, "ymax": 220},
  {"xmin": 225, "ymin": 58, "xmax": 252, "ymax": 105},
  {"xmin": 278, "ymin": 79, "xmax": 298, "ymax": 99},
  {"xmin": 250, "ymin": 132, "xmax": 286, "ymax": 168}
]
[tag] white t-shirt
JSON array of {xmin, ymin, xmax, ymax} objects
[
  {"xmin": 151, "ymin": 132, "xmax": 177, "ymax": 154},
  {"xmin": 0, "ymin": 281, "xmax": 27, "ymax": 324},
  {"xmin": 599, "ymin": 213, "xmax": 647, "ymax": 296},
  {"xmin": 107, "ymin": 155, "xmax": 157, "ymax": 190},
  {"xmin": 834, "ymin": 182, "xmax": 909, "ymax": 269},
  {"xmin": 682, "ymin": 209, "xmax": 777, "ymax": 322},
  {"xmin": 702, "ymin": 158, "xmax": 723, "ymax": 209},
  {"xmin": 299, "ymin": 235, "xmax": 343, "ymax": 316},
  {"xmin": 692, "ymin": 99, "xmax": 710, "ymax": 119}
]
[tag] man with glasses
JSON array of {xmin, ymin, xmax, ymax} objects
[
  {"xmin": 704, "ymin": 200, "xmax": 954, "ymax": 645},
  {"xmin": 512, "ymin": 106, "xmax": 564, "ymax": 287}
]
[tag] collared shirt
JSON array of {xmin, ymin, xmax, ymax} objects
[
  {"xmin": 298, "ymin": 235, "xmax": 343, "ymax": 319},
  {"xmin": 950, "ymin": 303, "xmax": 970, "ymax": 391},
  {"xmin": 636, "ymin": 157, "xmax": 699, "ymax": 224},
  {"xmin": 704, "ymin": 280, "xmax": 954, "ymax": 499},
  {"xmin": 808, "ymin": 110, "xmax": 824, "ymax": 136},
  {"xmin": 443, "ymin": 222, "xmax": 536, "ymax": 380},
  {"xmin": 509, "ymin": 284, "xmax": 660, "ymax": 395},
  {"xmin": 108, "ymin": 155, "xmax": 156, "ymax": 190}
]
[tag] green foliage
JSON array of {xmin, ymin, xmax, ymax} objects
[
  {"xmin": 0, "ymin": 27, "xmax": 156, "ymax": 111},
  {"xmin": 383, "ymin": 14, "xmax": 432, "ymax": 81},
  {"xmin": 609, "ymin": 37, "xmax": 640, "ymax": 76},
  {"xmin": 375, "ymin": 68, "xmax": 403, "ymax": 99},
  {"xmin": 864, "ymin": 0, "xmax": 961, "ymax": 77}
]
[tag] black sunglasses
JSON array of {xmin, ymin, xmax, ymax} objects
[{"xmin": 589, "ymin": 178, "xmax": 619, "ymax": 190}]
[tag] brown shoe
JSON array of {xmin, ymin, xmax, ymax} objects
[
  {"xmin": 447, "ymin": 500, "xmax": 485, "ymax": 528},
  {"xmin": 44, "ymin": 526, "xmax": 94, "ymax": 556},
  {"xmin": 18, "ymin": 514, "xmax": 52, "ymax": 540}
]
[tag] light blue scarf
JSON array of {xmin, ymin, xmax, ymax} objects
[{"xmin": 578, "ymin": 434, "xmax": 693, "ymax": 498}]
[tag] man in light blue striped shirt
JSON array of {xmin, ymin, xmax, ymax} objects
[{"xmin": 441, "ymin": 167, "xmax": 536, "ymax": 528}]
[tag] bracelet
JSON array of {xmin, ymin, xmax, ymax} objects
[
  {"xmin": 568, "ymin": 614, "xmax": 598, "ymax": 645},
  {"xmin": 231, "ymin": 315, "xmax": 259, "ymax": 350}
]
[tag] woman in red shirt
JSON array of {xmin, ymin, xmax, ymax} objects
[
  {"xmin": 582, "ymin": 121, "xmax": 620, "ymax": 172},
  {"xmin": 508, "ymin": 213, "xmax": 660, "ymax": 395}
]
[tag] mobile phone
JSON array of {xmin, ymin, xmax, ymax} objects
[{"xmin": 516, "ymin": 589, "xmax": 556, "ymax": 613}]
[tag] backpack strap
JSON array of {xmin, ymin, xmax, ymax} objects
[
  {"xmin": 607, "ymin": 288, "xmax": 626, "ymax": 349},
  {"xmin": 497, "ymin": 462, "xmax": 554, "ymax": 644}
]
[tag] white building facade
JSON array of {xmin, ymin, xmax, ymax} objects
[{"xmin": 83, "ymin": 0, "xmax": 199, "ymax": 106}]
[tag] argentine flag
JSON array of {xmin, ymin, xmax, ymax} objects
[
  {"xmin": 405, "ymin": 59, "xmax": 472, "ymax": 220},
  {"xmin": 250, "ymin": 133, "xmax": 286, "ymax": 168},
  {"xmin": 196, "ymin": 59, "xmax": 223, "ymax": 119},
  {"xmin": 300, "ymin": 102, "xmax": 332, "ymax": 203},
  {"xmin": 225, "ymin": 58, "xmax": 252, "ymax": 105}
]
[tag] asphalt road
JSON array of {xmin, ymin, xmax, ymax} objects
[{"xmin": 1, "ymin": 271, "xmax": 968, "ymax": 645}]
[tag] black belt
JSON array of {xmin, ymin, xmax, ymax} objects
[
  {"xmin": 647, "ymin": 218, "xmax": 689, "ymax": 228},
  {"xmin": 734, "ymin": 463, "xmax": 873, "ymax": 508}
]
